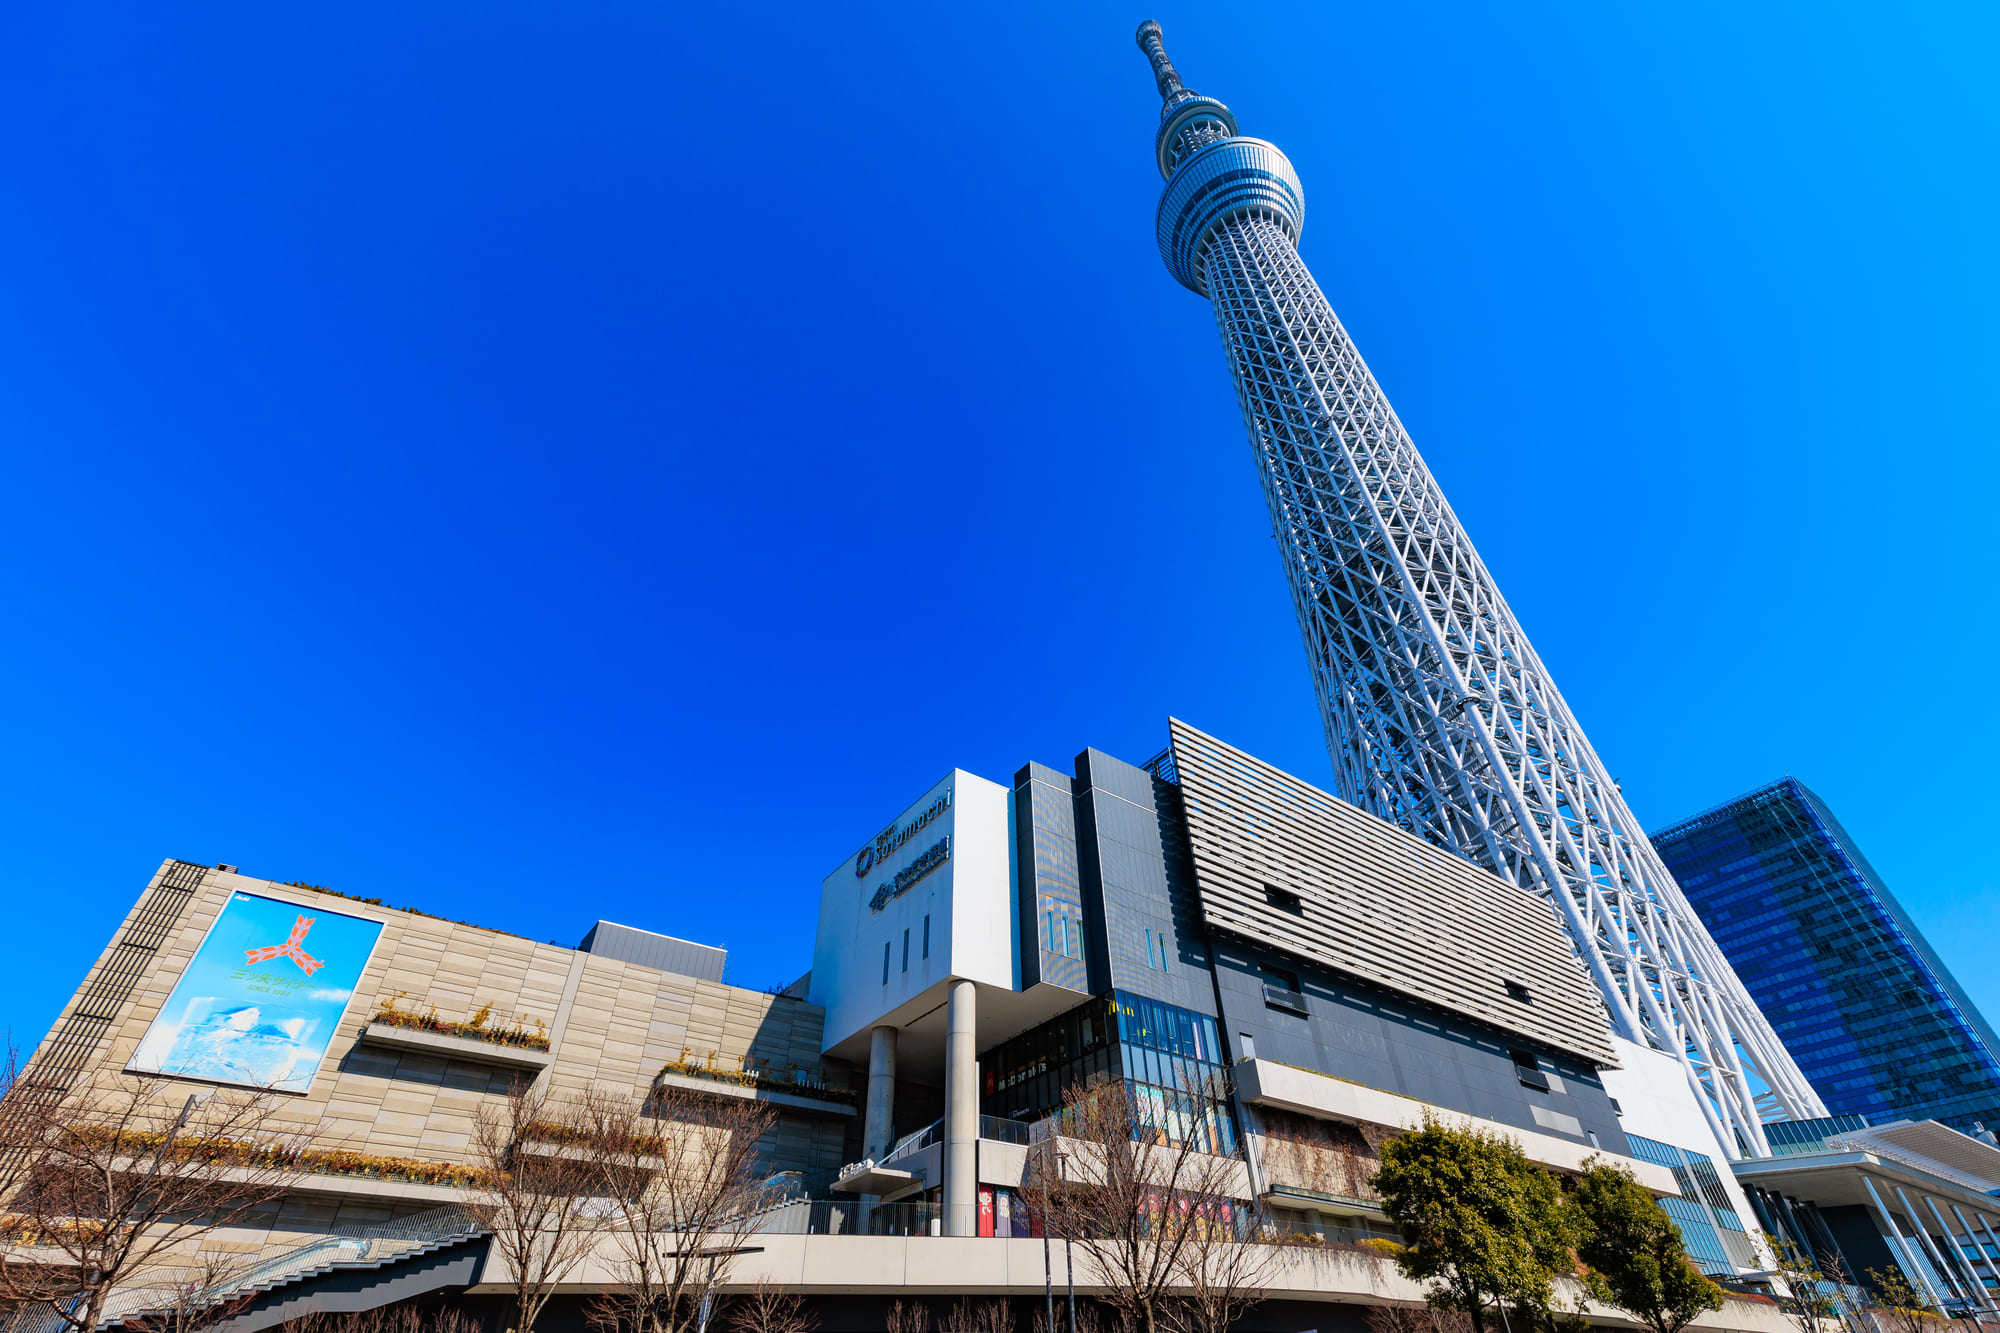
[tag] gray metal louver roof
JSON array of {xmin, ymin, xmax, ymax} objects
[
  {"xmin": 1168, "ymin": 718, "xmax": 1617, "ymax": 1065},
  {"xmin": 577, "ymin": 920, "xmax": 726, "ymax": 982}
]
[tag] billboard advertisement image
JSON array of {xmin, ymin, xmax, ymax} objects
[{"xmin": 129, "ymin": 891, "xmax": 383, "ymax": 1093}]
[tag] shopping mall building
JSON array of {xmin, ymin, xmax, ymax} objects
[{"xmin": 12, "ymin": 721, "xmax": 1845, "ymax": 1332}]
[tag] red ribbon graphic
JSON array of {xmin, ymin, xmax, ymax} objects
[{"xmin": 244, "ymin": 915, "xmax": 326, "ymax": 977}]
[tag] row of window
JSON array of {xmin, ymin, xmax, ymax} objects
[
  {"xmin": 881, "ymin": 915, "xmax": 932, "ymax": 984},
  {"xmin": 1042, "ymin": 897, "xmax": 1086, "ymax": 962}
]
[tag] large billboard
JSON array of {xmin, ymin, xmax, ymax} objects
[{"xmin": 129, "ymin": 891, "xmax": 383, "ymax": 1093}]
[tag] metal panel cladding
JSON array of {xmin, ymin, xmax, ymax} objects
[{"xmin": 1168, "ymin": 718, "xmax": 1617, "ymax": 1066}]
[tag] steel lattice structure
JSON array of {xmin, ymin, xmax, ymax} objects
[{"xmin": 1133, "ymin": 21, "xmax": 1824, "ymax": 1155}]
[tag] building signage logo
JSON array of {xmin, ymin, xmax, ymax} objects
[
  {"xmin": 244, "ymin": 916, "xmax": 325, "ymax": 976},
  {"xmin": 869, "ymin": 837, "xmax": 950, "ymax": 912},
  {"xmin": 853, "ymin": 788, "xmax": 952, "ymax": 878}
]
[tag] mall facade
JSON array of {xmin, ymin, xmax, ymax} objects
[{"xmin": 11, "ymin": 719, "xmax": 1819, "ymax": 1333}]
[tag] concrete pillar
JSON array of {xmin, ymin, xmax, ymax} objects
[
  {"xmin": 864, "ymin": 1024, "xmax": 898, "ymax": 1161},
  {"xmin": 944, "ymin": 979, "xmax": 978, "ymax": 1237}
]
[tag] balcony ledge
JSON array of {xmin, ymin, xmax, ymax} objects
[
  {"xmin": 1237, "ymin": 1058, "xmax": 1678, "ymax": 1197},
  {"xmin": 1264, "ymin": 1182, "xmax": 1389, "ymax": 1217},
  {"xmin": 831, "ymin": 1164, "xmax": 917, "ymax": 1195},
  {"xmin": 357, "ymin": 1022, "xmax": 554, "ymax": 1072},
  {"xmin": 655, "ymin": 1071, "xmax": 857, "ymax": 1118}
]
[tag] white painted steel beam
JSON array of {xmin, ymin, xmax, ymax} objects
[{"xmin": 1133, "ymin": 22, "xmax": 1823, "ymax": 1152}]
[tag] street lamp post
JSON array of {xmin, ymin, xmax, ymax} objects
[{"xmin": 1057, "ymin": 1152, "xmax": 1075, "ymax": 1333}]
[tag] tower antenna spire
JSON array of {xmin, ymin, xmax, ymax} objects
[
  {"xmin": 1133, "ymin": 20, "xmax": 1237, "ymax": 178},
  {"xmin": 1134, "ymin": 20, "xmax": 1186, "ymax": 104},
  {"xmin": 1134, "ymin": 22, "xmax": 1827, "ymax": 1156}
]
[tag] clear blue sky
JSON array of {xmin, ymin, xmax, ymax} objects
[{"xmin": 3, "ymin": 4, "xmax": 1994, "ymax": 1051}]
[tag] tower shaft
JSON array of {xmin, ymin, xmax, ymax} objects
[{"xmin": 1137, "ymin": 26, "xmax": 1824, "ymax": 1154}]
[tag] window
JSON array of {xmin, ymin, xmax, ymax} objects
[
  {"xmin": 1504, "ymin": 980, "xmax": 1533, "ymax": 1003},
  {"xmin": 882, "ymin": 940, "xmax": 891, "ymax": 985},
  {"xmin": 1262, "ymin": 883, "xmax": 1305, "ymax": 916},
  {"xmin": 923, "ymin": 914, "xmax": 930, "ymax": 959},
  {"xmin": 1145, "ymin": 928, "xmax": 1171, "ymax": 972},
  {"xmin": 902, "ymin": 928, "xmax": 910, "ymax": 972},
  {"xmin": 1511, "ymin": 1048, "xmax": 1550, "ymax": 1091},
  {"xmin": 1263, "ymin": 965, "xmax": 1307, "ymax": 1016},
  {"xmin": 1044, "ymin": 898, "xmax": 1085, "ymax": 961}
]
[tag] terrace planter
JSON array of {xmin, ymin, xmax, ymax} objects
[
  {"xmin": 654, "ymin": 1071, "xmax": 856, "ymax": 1118},
  {"xmin": 357, "ymin": 1021, "xmax": 554, "ymax": 1072}
]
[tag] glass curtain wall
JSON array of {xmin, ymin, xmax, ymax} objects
[
  {"xmin": 1625, "ymin": 1133, "xmax": 1757, "ymax": 1273},
  {"xmin": 981, "ymin": 990, "xmax": 1236, "ymax": 1155}
]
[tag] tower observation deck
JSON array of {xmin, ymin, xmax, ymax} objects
[{"xmin": 1132, "ymin": 20, "xmax": 1824, "ymax": 1154}]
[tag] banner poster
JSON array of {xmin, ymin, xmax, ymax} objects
[{"xmin": 129, "ymin": 891, "xmax": 384, "ymax": 1093}]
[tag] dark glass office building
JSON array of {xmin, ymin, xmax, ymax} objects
[{"xmin": 1651, "ymin": 778, "xmax": 2000, "ymax": 1136}]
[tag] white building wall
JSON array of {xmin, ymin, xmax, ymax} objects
[
  {"xmin": 810, "ymin": 770, "xmax": 1013, "ymax": 1052},
  {"xmin": 1600, "ymin": 1035, "xmax": 1766, "ymax": 1255}
]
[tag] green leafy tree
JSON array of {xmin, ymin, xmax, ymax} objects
[
  {"xmin": 1570, "ymin": 1162, "xmax": 1725, "ymax": 1333},
  {"xmin": 1372, "ymin": 1116, "xmax": 1580, "ymax": 1333}
]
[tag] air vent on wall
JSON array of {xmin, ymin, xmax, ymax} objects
[{"xmin": 1510, "ymin": 1048, "xmax": 1550, "ymax": 1092}]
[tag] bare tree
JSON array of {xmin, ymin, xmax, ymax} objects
[
  {"xmin": 120, "ymin": 1251, "xmax": 259, "ymax": 1333},
  {"xmin": 942, "ymin": 1297, "xmax": 1013, "ymax": 1333},
  {"xmin": 576, "ymin": 1080, "xmax": 779, "ymax": 1333},
  {"xmin": 1157, "ymin": 1190, "xmax": 1285, "ymax": 1333},
  {"xmin": 1764, "ymin": 1234, "xmax": 1847, "ymax": 1333},
  {"xmin": 1818, "ymin": 1249, "xmax": 1866, "ymax": 1333},
  {"xmin": 1033, "ymin": 1302, "xmax": 1106, "ymax": 1333},
  {"xmin": 0, "ymin": 1037, "xmax": 32, "ymax": 1202},
  {"xmin": 279, "ymin": 1304, "xmax": 482, "ymax": 1333},
  {"xmin": 727, "ymin": 1281, "xmax": 814, "ymax": 1333},
  {"xmin": 1864, "ymin": 1267, "xmax": 1947, "ymax": 1333},
  {"xmin": 1019, "ymin": 1074, "xmax": 1253, "ymax": 1333},
  {"xmin": 1365, "ymin": 1305, "xmax": 1476, "ymax": 1333},
  {"xmin": 886, "ymin": 1299, "xmax": 932, "ymax": 1333},
  {"xmin": 0, "ymin": 1074, "xmax": 319, "ymax": 1333},
  {"xmin": 467, "ymin": 1079, "xmax": 610, "ymax": 1333}
]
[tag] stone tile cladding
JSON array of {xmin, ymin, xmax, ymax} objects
[{"xmin": 30, "ymin": 860, "xmax": 846, "ymax": 1244}]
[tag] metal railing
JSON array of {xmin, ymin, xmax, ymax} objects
[
  {"xmin": 881, "ymin": 1118, "xmax": 942, "ymax": 1165},
  {"xmin": 1262, "ymin": 984, "xmax": 1308, "ymax": 1014},
  {"xmin": 880, "ymin": 1114, "xmax": 1041, "ymax": 1165},
  {"xmin": 746, "ymin": 1199, "xmax": 940, "ymax": 1237},
  {"xmin": 2, "ymin": 1206, "xmax": 486, "ymax": 1333},
  {"xmin": 979, "ymin": 1116, "xmax": 1035, "ymax": 1145},
  {"xmin": 1267, "ymin": 1216, "xmax": 1401, "ymax": 1249}
]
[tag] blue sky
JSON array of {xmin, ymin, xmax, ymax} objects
[{"xmin": 2, "ymin": 3, "xmax": 1994, "ymax": 1050}]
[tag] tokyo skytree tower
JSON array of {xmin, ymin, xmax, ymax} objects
[{"xmin": 1133, "ymin": 22, "xmax": 1823, "ymax": 1153}]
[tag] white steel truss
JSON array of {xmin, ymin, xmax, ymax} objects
[{"xmin": 1134, "ymin": 22, "xmax": 1825, "ymax": 1155}]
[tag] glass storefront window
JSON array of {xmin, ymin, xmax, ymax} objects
[{"xmin": 979, "ymin": 990, "xmax": 1238, "ymax": 1156}]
